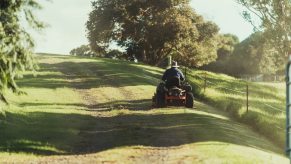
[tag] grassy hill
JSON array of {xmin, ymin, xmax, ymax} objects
[
  {"xmin": 0, "ymin": 54, "xmax": 288, "ymax": 163},
  {"xmin": 188, "ymin": 70, "xmax": 285, "ymax": 148}
]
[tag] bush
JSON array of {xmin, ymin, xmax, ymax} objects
[
  {"xmin": 105, "ymin": 49, "xmax": 124, "ymax": 59},
  {"xmin": 70, "ymin": 45, "xmax": 99, "ymax": 57}
]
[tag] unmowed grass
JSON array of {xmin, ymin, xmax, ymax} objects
[{"xmin": 188, "ymin": 70, "xmax": 285, "ymax": 148}]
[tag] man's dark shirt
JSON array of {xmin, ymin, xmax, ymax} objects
[{"xmin": 162, "ymin": 67, "xmax": 185, "ymax": 82}]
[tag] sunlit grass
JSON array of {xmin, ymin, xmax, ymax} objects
[
  {"xmin": 189, "ymin": 69, "xmax": 286, "ymax": 148},
  {"xmin": 0, "ymin": 54, "xmax": 288, "ymax": 163}
]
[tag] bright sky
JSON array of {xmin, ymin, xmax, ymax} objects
[{"xmin": 30, "ymin": 0, "xmax": 254, "ymax": 54}]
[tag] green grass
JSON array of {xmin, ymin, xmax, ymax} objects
[
  {"xmin": 188, "ymin": 70, "xmax": 286, "ymax": 148},
  {"xmin": 0, "ymin": 54, "xmax": 288, "ymax": 163}
]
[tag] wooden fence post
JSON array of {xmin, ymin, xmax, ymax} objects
[
  {"xmin": 246, "ymin": 84, "xmax": 249, "ymax": 113},
  {"xmin": 203, "ymin": 73, "xmax": 207, "ymax": 93},
  {"xmin": 168, "ymin": 55, "xmax": 172, "ymax": 68},
  {"xmin": 184, "ymin": 67, "xmax": 187, "ymax": 80}
]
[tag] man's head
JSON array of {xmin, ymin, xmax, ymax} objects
[{"xmin": 171, "ymin": 61, "xmax": 179, "ymax": 68}]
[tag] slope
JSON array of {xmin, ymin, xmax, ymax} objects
[
  {"xmin": 188, "ymin": 70, "xmax": 285, "ymax": 147},
  {"xmin": 0, "ymin": 54, "xmax": 288, "ymax": 163}
]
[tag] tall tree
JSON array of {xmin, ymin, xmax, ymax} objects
[
  {"xmin": 202, "ymin": 34, "xmax": 239, "ymax": 73},
  {"xmin": 87, "ymin": 0, "xmax": 219, "ymax": 67},
  {"xmin": 228, "ymin": 32, "xmax": 278, "ymax": 75},
  {"xmin": 216, "ymin": 34, "xmax": 239, "ymax": 61},
  {"xmin": 238, "ymin": 0, "xmax": 291, "ymax": 65},
  {"xmin": 0, "ymin": 0, "xmax": 44, "ymax": 103}
]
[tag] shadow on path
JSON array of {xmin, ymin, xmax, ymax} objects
[{"xmin": 0, "ymin": 109, "xmax": 281, "ymax": 155}]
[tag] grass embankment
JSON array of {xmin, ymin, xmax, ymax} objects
[
  {"xmin": 0, "ymin": 54, "xmax": 288, "ymax": 163},
  {"xmin": 188, "ymin": 70, "xmax": 285, "ymax": 148}
]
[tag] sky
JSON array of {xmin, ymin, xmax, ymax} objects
[{"xmin": 29, "ymin": 0, "xmax": 254, "ymax": 54}]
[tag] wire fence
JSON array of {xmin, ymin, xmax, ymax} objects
[
  {"xmin": 239, "ymin": 74, "xmax": 285, "ymax": 82},
  {"xmin": 192, "ymin": 72, "xmax": 284, "ymax": 130}
]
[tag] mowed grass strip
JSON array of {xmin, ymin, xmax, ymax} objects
[
  {"xmin": 0, "ymin": 54, "xmax": 288, "ymax": 163},
  {"xmin": 0, "ymin": 54, "xmax": 162, "ymax": 160}
]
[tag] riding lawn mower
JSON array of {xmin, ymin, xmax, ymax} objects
[{"xmin": 152, "ymin": 77, "xmax": 194, "ymax": 108}]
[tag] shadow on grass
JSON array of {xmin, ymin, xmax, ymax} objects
[
  {"xmin": 193, "ymin": 82, "xmax": 285, "ymax": 148},
  {"xmin": 0, "ymin": 110, "xmax": 282, "ymax": 156},
  {"xmin": 86, "ymin": 99, "xmax": 153, "ymax": 111},
  {"xmin": 0, "ymin": 112, "xmax": 93, "ymax": 155},
  {"xmin": 5, "ymin": 56, "xmax": 283, "ymax": 156},
  {"xmin": 18, "ymin": 99, "xmax": 153, "ymax": 111}
]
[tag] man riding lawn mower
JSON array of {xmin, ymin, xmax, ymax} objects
[{"xmin": 152, "ymin": 61, "xmax": 194, "ymax": 108}]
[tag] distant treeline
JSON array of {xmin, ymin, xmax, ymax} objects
[
  {"xmin": 70, "ymin": 45, "xmax": 128, "ymax": 60},
  {"xmin": 71, "ymin": 31, "xmax": 281, "ymax": 76},
  {"xmin": 202, "ymin": 32, "xmax": 283, "ymax": 76}
]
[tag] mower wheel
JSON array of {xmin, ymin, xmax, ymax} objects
[
  {"xmin": 185, "ymin": 92, "xmax": 194, "ymax": 108},
  {"xmin": 156, "ymin": 91, "xmax": 165, "ymax": 108}
]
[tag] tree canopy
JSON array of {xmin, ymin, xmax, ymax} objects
[
  {"xmin": 238, "ymin": 0, "xmax": 291, "ymax": 65},
  {"xmin": 87, "ymin": 0, "xmax": 219, "ymax": 67},
  {"xmin": 202, "ymin": 34, "xmax": 239, "ymax": 73},
  {"xmin": 0, "ymin": 0, "xmax": 43, "ymax": 103},
  {"xmin": 203, "ymin": 32, "xmax": 279, "ymax": 75},
  {"xmin": 228, "ymin": 32, "xmax": 278, "ymax": 75},
  {"xmin": 216, "ymin": 34, "xmax": 239, "ymax": 61}
]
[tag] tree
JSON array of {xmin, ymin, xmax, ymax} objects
[
  {"xmin": 228, "ymin": 32, "xmax": 278, "ymax": 75},
  {"xmin": 0, "ymin": 0, "xmax": 44, "ymax": 103},
  {"xmin": 237, "ymin": 0, "xmax": 291, "ymax": 66},
  {"xmin": 216, "ymin": 34, "xmax": 239, "ymax": 61},
  {"xmin": 202, "ymin": 34, "xmax": 239, "ymax": 73},
  {"xmin": 87, "ymin": 0, "xmax": 219, "ymax": 67},
  {"xmin": 105, "ymin": 49, "xmax": 124, "ymax": 59}
]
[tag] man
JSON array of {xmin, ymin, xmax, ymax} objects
[{"xmin": 162, "ymin": 61, "xmax": 185, "ymax": 88}]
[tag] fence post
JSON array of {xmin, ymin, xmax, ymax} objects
[
  {"xmin": 167, "ymin": 55, "xmax": 172, "ymax": 68},
  {"xmin": 246, "ymin": 83, "xmax": 249, "ymax": 113},
  {"xmin": 184, "ymin": 67, "xmax": 187, "ymax": 80},
  {"xmin": 204, "ymin": 73, "xmax": 207, "ymax": 93}
]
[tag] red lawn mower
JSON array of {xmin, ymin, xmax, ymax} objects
[{"xmin": 152, "ymin": 77, "xmax": 194, "ymax": 108}]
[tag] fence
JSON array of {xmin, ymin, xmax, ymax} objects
[
  {"xmin": 239, "ymin": 74, "xmax": 285, "ymax": 82},
  {"xmin": 192, "ymin": 72, "xmax": 284, "ymax": 130}
]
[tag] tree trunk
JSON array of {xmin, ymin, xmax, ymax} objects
[
  {"xmin": 142, "ymin": 49, "xmax": 147, "ymax": 62},
  {"xmin": 154, "ymin": 47, "xmax": 173, "ymax": 66}
]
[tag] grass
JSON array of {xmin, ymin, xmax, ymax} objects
[
  {"xmin": 0, "ymin": 54, "xmax": 288, "ymax": 163},
  {"xmin": 188, "ymin": 70, "xmax": 286, "ymax": 148}
]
